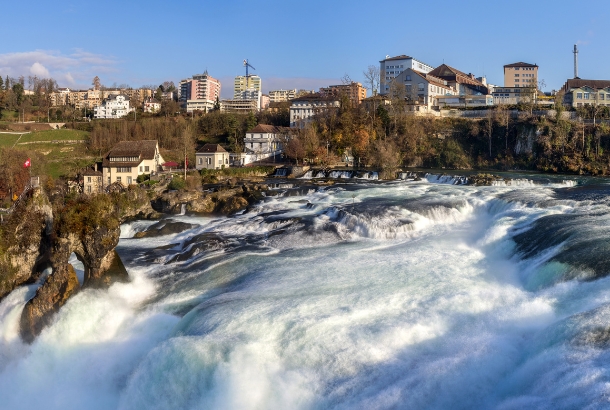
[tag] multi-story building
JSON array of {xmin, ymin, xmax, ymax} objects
[
  {"xmin": 392, "ymin": 68, "xmax": 456, "ymax": 110},
  {"xmin": 180, "ymin": 71, "xmax": 222, "ymax": 112},
  {"xmin": 504, "ymin": 62, "xmax": 538, "ymax": 88},
  {"xmin": 234, "ymin": 75, "xmax": 262, "ymax": 99},
  {"xmin": 561, "ymin": 78, "xmax": 610, "ymax": 108},
  {"xmin": 269, "ymin": 89, "xmax": 297, "ymax": 103},
  {"xmin": 319, "ymin": 82, "xmax": 367, "ymax": 107},
  {"xmin": 80, "ymin": 169, "xmax": 103, "ymax": 194},
  {"xmin": 102, "ymin": 140, "xmax": 165, "ymax": 187},
  {"xmin": 380, "ymin": 55, "xmax": 434, "ymax": 95},
  {"xmin": 94, "ymin": 95, "xmax": 133, "ymax": 119},
  {"xmin": 220, "ymin": 99, "xmax": 259, "ymax": 113},
  {"xmin": 427, "ymin": 64, "xmax": 489, "ymax": 96},
  {"xmin": 289, "ymin": 93, "xmax": 340, "ymax": 128}
]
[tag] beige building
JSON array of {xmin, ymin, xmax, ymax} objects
[
  {"xmin": 196, "ymin": 144, "xmax": 230, "ymax": 170},
  {"xmin": 80, "ymin": 169, "xmax": 103, "ymax": 194},
  {"xmin": 561, "ymin": 79, "xmax": 610, "ymax": 108},
  {"xmin": 319, "ymin": 82, "xmax": 367, "ymax": 107},
  {"xmin": 290, "ymin": 93, "xmax": 340, "ymax": 128},
  {"xmin": 220, "ymin": 99, "xmax": 259, "ymax": 113},
  {"xmin": 102, "ymin": 140, "xmax": 165, "ymax": 187},
  {"xmin": 504, "ymin": 62, "xmax": 538, "ymax": 87}
]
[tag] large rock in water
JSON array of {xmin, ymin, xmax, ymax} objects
[{"xmin": 20, "ymin": 263, "xmax": 79, "ymax": 343}]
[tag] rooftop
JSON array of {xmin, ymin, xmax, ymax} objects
[
  {"xmin": 197, "ymin": 144, "xmax": 228, "ymax": 153},
  {"xmin": 504, "ymin": 62, "xmax": 538, "ymax": 68}
]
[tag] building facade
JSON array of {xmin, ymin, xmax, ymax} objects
[
  {"xmin": 94, "ymin": 95, "xmax": 133, "ymax": 119},
  {"xmin": 102, "ymin": 140, "xmax": 165, "ymax": 187},
  {"xmin": 504, "ymin": 62, "xmax": 538, "ymax": 88},
  {"xmin": 380, "ymin": 55, "xmax": 434, "ymax": 95},
  {"xmin": 269, "ymin": 89, "xmax": 297, "ymax": 102},
  {"xmin": 289, "ymin": 94, "xmax": 340, "ymax": 128},
  {"xmin": 143, "ymin": 97, "xmax": 161, "ymax": 113},
  {"xmin": 561, "ymin": 79, "xmax": 610, "ymax": 108},
  {"xmin": 234, "ymin": 75, "xmax": 262, "ymax": 99},
  {"xmin": 243, "ymin": 124, "xmax": 287, "ymax": 160},
  {"xmin": 492, "ymin": 87, "xmax": 538, "ymax": 105},
  {"xmin": 220, "ymin": 99, "xmax": 258, "ymax": 113},
  {"xmin": 180, "ymin": 71, "xmax": 222, "ymax": 113},
  {"xmin": 196, "ymin": 144, "xmax": 230, "ymax": 170},
  {"xmin": 392, "ymin": 68, "xmax": 456, "ymax": 110},
  {"xmin": 319, "ymin": 82, "xmax": 367, "ymax": 107}
]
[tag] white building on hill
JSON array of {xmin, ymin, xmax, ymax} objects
[{"xmin": 94, "ymin": 95, "xmax": 133, "ymax": 119}]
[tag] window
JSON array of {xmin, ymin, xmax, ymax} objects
[
  {"xmin": 418, "ymin": 83, "xmax": 424, "ymax": 91},
  {"xmin": 145, "ymin": 166, "xmax": 149, "ymax": 172},
  {"xmin": 139, "ymin": 166, "xmax": 143, "ymax": 172},
  {"xmin": 602, "ymin": 94, "xmax": 606, "ymax": 100},
  {"xmin": 116, "ymin": 167, "xmax": 132, "ymax": 173},
  {"xmin": 515, "ymin": 67, "xmax": 520, "ymax": 70},
  {"xmin": 515, "ymin": 74, "xmax": 519, "ymax": 77},
  {"xmin": 406, "ymin": 75, "xmax": 411, "ymax": 81},
  {"xmin": 515, "ymin": 79, "xmax": 519, "ymax": 82},
  {"xmin": 127, "ymin": 176, "xmax": 132, "ymax": 184},
  {"xmin": 584, "ymin": 93, "xmax": 590, "ymax": 100},
  {"xmin": 198, "ymin": 157, "xmax": 202, "ymax": 164},
  {"xmin": 107, "ymin": 177, "xmax": 111, "ymax": 185},
  {"xmin": 87, "ymin": 186, "xmax": 91, "ymax": 193},
  {"xmin": 207, "ymin": 157, "xmax": 211, "ymax": 165},
  {"xmin": 116, "ymin": 176, "xmax": 122, "ymax": 183},
  {"xmin": 577, "ymin": 93, "xmax": 583, "ymax": 99},
  {"xmin": 87, "ymin": 176, "xmax": 91, "ymax": 183}
]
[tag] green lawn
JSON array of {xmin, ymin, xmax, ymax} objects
[{"xmin": 0, "ymin": 129, "xmax": 88, "ymax": 148}]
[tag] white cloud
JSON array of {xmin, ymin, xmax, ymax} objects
[
  {"xmin": 64, "ymin": 72, "xmax": 75, "ymax": 86},
  {"xmin": 30, "ymin": 62, "xmax": 49, "ymax": 78},
  {"xmin": 0, "ymin": 49, "xmax": 118, "ymax": 89}
]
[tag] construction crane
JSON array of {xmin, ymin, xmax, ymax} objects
[{"xmin": 243, "ymin": 59, "xmax": 256, "ymax": 88}]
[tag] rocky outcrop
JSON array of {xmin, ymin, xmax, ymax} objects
[
  {"xmin": 20, "ymin": 263, "xmax": 79, "ymax": 343},
  {"xmin": 151, "ymin": 184, "xmax": 270, "ymax": 216},
  {"xmin": 134, "ymin": 220, "xmax": 196, "ymax": 238},
  {"xmin": 0, "ymin": 189, "xmax": 53, "ymax": 300}
]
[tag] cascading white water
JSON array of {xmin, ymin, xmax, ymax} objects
[{"xmin": 5, "ymin": 175, "xmax": 610, "ymax": 410}]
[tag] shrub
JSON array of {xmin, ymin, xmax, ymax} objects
[
  {"xmin": 136, "ymin": 174, "xmax": 150, "ymax": 183},
  {"xmin": 168, "ymin": 177, "xmax": 186, "ymax": 190}
]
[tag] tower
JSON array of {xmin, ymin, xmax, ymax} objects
[{"xmin": 573, "ymin": 44, "xmax": 579, "ymax": 79}]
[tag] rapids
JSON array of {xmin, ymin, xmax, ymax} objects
[{"xmin": 2, "ymin": 173, "xmax": 610, "ymax": 409}]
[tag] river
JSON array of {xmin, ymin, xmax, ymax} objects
[{"xmin": 1, "ymin": 173, "xmax": 610, "ymax": 409}]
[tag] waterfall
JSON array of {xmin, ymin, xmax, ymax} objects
[{"xmin": 180, "ymin": 204, "xmax": 186, "ymax": 215}]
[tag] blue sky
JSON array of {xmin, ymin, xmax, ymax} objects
[{"xmin": 1, "ymin": 0, "xmax": 608, "ymax": 98}]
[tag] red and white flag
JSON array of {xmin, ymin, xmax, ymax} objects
[{"xmin": 23, "ymin": 158, "xmax": 31, "ymax": 168}]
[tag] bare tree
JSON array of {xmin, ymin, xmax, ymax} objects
[
  {"xmin": 484, "ymin": 109, "xmax": 494, "ymax": 157},
  {"xmin": 92, "ymin": 76, "xmax": 101, "ymax": 91}
]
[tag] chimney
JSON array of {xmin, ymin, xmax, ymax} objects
[{"xmin": 573, "ymin": 44, "xmax": 579, "ymax": 79}]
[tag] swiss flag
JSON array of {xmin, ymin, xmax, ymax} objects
[{"xmin": 23, "ymin": 158, "xmax": 31, "ymax": 168}]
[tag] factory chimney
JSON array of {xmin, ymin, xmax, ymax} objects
[{"xmin": 573, "ymin": 44, "xmax": 579, "ymax": 79}]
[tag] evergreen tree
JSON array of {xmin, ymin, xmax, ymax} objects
[
  {"xmin": 213, "ymin": 96, "xmax": 221, "ymax": 111},
  {"xmin": 0, "ymin": 76, "xmax": 3, "ymax": 90},
  {"xmin": 5, "ymin": 76, "xmax": 9, "ymax": 90}
]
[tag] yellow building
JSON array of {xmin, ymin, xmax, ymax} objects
[{"xmin": 504, "ymin": 62, "xmax": 538, "ymax": 87}]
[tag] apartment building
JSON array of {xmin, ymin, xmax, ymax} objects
[
  {"xmin": 269, "ymin": 89, "xmax": 297, "ymax": 103},
  {"xmin": 289, "ymin": 93, "xmax": 340, "ymax": 128},
  {"xmin": 380, "ymin": 55, "xmax": 434, "ymax": 95},
  {"xmin": 234, "ymin": 75, "xmax": 262, "ymax": 99},
  {"xmin": 180, "ymin": 71, "xmax": 222, "ymax": 113},
  {"xmin": 428, "ymin": 64, "xmax": 489, "ymax": 96},
  {"xmin": 220, "ymin": 99, "xmax": 258, "ymax": 113},
  {"xmin": 319, "ymin": 82, "xmax": 367, "ymax": 107},
  {"xmin": 504, "ymin": 62, "xmax": 538, "ymax": 87}
]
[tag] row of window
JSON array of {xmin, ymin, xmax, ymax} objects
[
  {"xmin": 576, "ymin": 92, "xmax": 609, "ymax": 100},
  {"xmin": 110, "ymin": 156, "xmax": 139, "ymax": 162},
  {"xmin": 514, "ymin": 67, "xmax": 535, "ymax": 71}
]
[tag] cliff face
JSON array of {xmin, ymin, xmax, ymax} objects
[{"xmin": 0, "ymin": 189, "xmax": 53, "ymax": 299}]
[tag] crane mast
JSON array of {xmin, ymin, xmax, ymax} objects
[{"xmin": 243, "ymin": 59, "xmax": 256, "ymax": 89}]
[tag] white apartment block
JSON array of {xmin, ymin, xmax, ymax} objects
[
  {"xmin": 94, "ymin": 95, "xmax": 133, "ymax": 119},
  {"xmin": 380, "ymin": 55, "xmax": 434, "ymax": 95},
  {"xmin": 269, "ymin": 89, "xmax": 297, "ymax": 103},
  {"xmin": 289, "ymin": 94, "xmax": 340, "ymax": 128}
]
